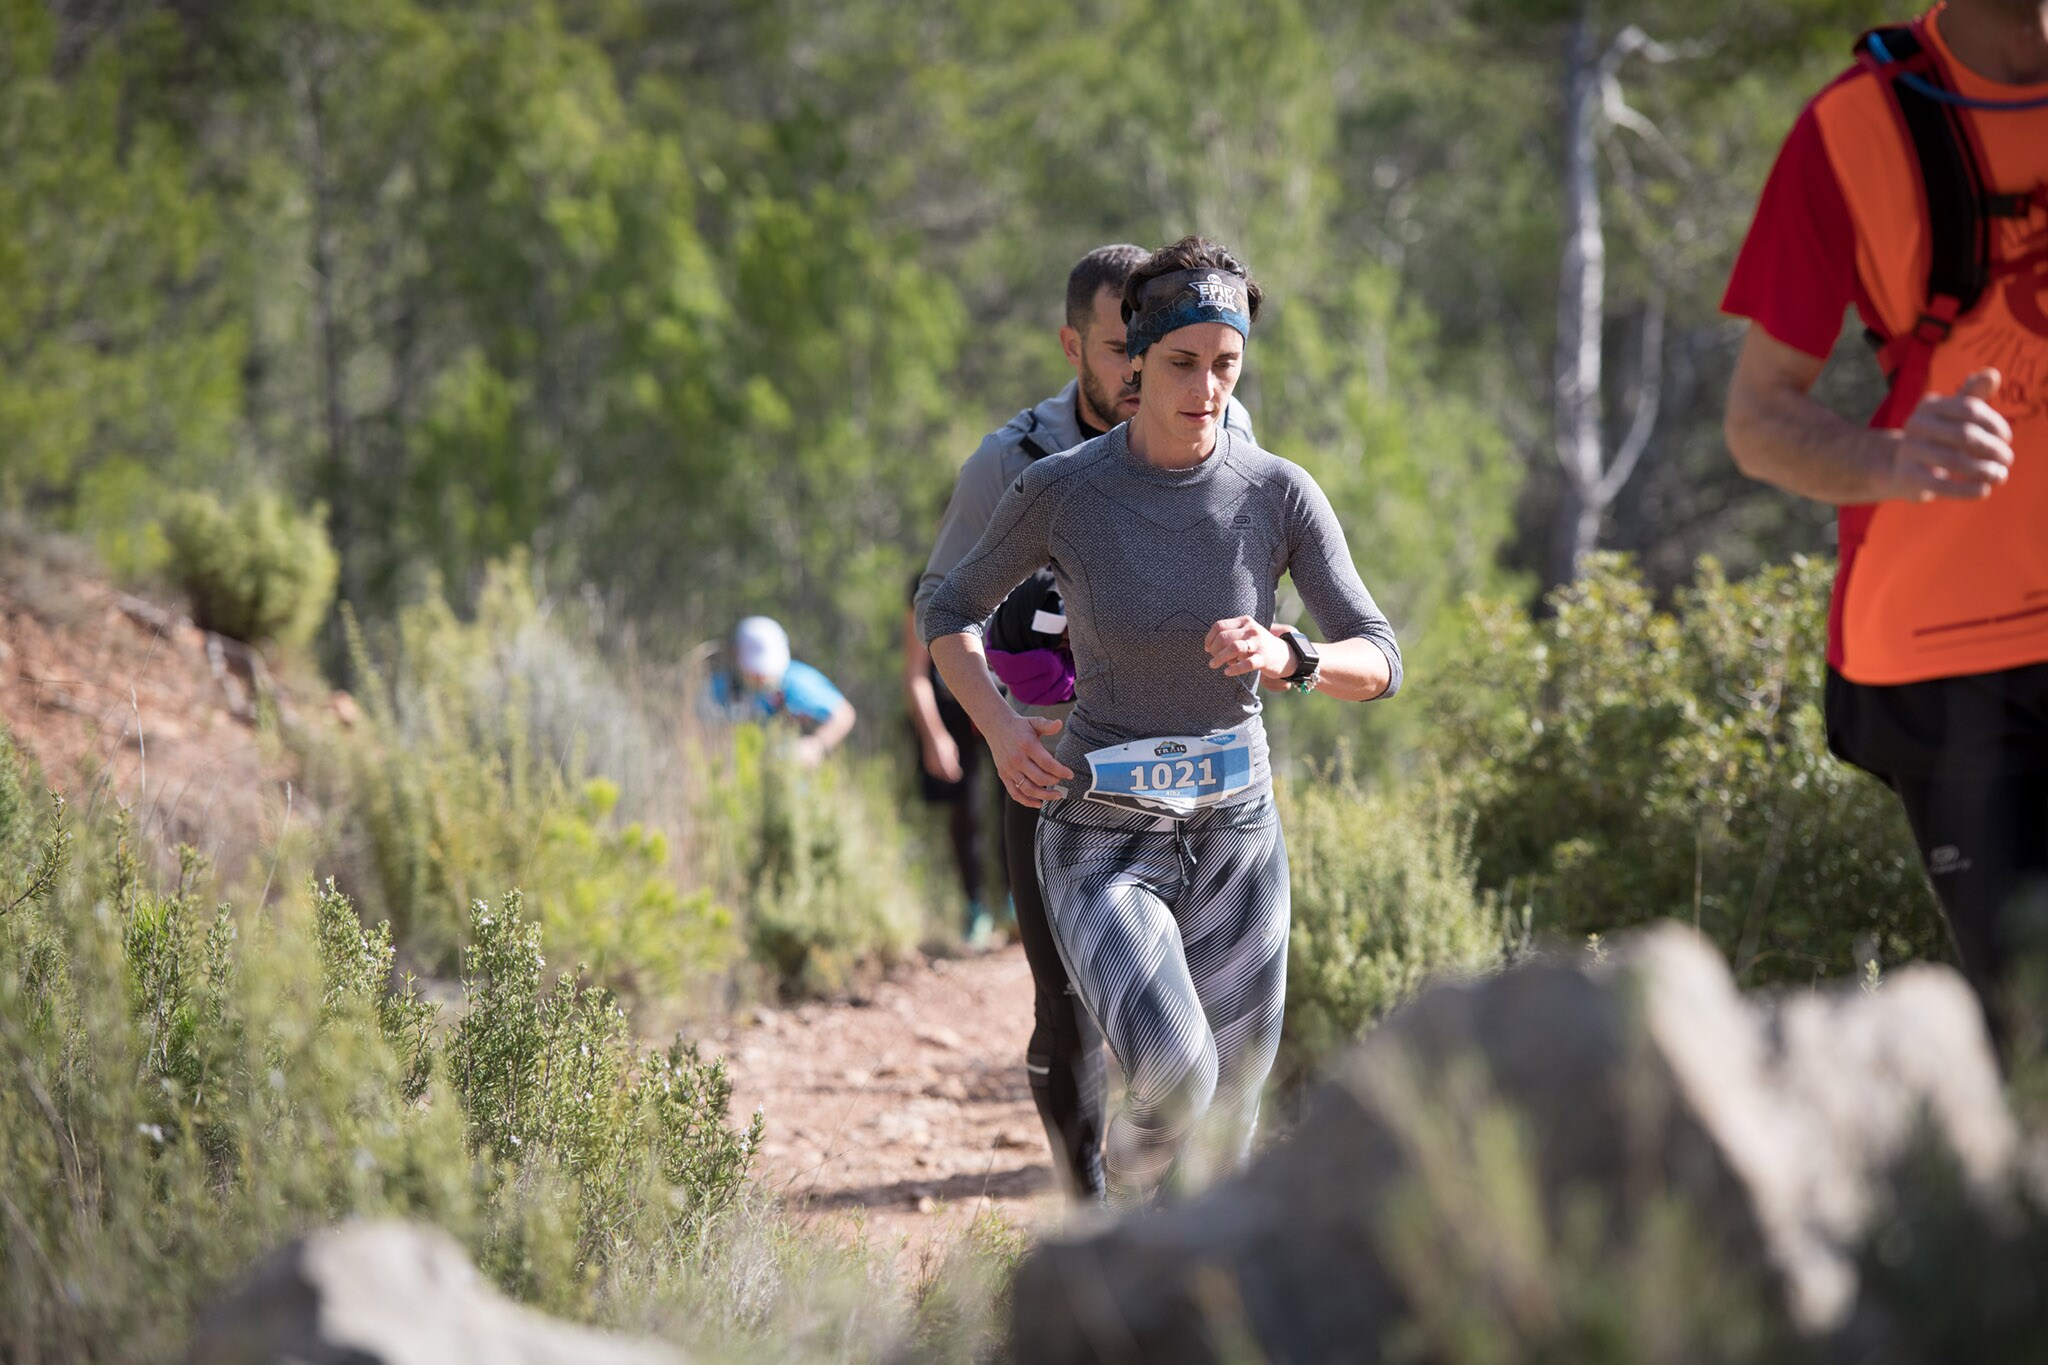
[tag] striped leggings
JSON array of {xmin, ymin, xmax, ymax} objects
[{"xmin": 1035, "ymin": 792, "xmax": 1289, "ymax": 1208}]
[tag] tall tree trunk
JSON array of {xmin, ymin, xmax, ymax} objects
[
  {"xmin": 1550, "ymin": 0, "xmax": 1606, "ymax": 589},
  {"xmin": 299, "ymin": 46, "xmax": 357, "ymax": 616}
]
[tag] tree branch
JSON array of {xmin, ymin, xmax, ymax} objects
[
  {"xmin": 1599, "ymin": 26, "xmax": 1697, "ymax": 177},
  {"xmin": 1597, "ymin": 291, "xmax": 1666, "ymax": 505}
]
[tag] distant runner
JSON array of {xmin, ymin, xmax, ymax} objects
[
  {"xmin": 1722, "ymin": 0, "xmax": 2048, "ymax": 1046},
  {"xmin": 707, "ymin": 616, "xmax": 856, "ymax": 767},
  {"xmin": 914, "ymin": 243, "xmax": 1255, "ymax": 1200},
  {"xmin": 924, "ymin": 237, "xmax": 1401, "ymax": 1207},
  {"xmin": 903, "ymin": 575, "xmax": 1001, "ymax": 943}
]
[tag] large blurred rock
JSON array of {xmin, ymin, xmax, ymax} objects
[
  {"xmin": 1011, "ymin": 923, "xmax": 2015, "ymax": 1364},
  {"xmin": 190, "ymin": 1220, "xmax": 687, "ymax": 1365}
]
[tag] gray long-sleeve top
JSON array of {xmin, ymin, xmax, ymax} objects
[
  {"xmin": 913, "ymin": 379, "xmax": 1251, "ymax": 628},
  {"xmin": 921, "ymin": 424, "xmax": 1401, "ymax": 803}
]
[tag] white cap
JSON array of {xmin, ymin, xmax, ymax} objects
[{"xmin": 734, "ymin": 616, "xmax": 791, "ymax": 684}]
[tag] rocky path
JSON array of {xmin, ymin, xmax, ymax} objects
[{"xmin": 708, "ymin": 943, "xmax": 1070, "ymax": 1263}]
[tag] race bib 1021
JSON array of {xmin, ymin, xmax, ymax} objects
[{"xmin": 1083, "ymin": 728, "xmax": 1254, "ymax": 818}]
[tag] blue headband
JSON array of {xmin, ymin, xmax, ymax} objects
[{"xmin": 1124, "ymin": 268, "xmax": 1252, "ymax": 359}]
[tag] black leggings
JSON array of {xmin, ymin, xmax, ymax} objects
[
  {"xmin": 1827, "ymin": 663, "xmax": 2048, "ymax": 1057},
  {"xmin": 1004, "ymin": 794, "xmax": 1107, "ymax": 1199},
  {"xmin": 1889, "ymin": 768, "xmax": 2048, "ymax": 1054},
  {"xmin": 918, "ymin": 701, "xmax": 990, "ymax": 908},
  {"xmin": 1033, "ymin": 794, "xmax": 1289, "ymax": 1209}
]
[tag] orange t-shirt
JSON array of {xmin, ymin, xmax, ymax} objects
[{"xmin": 1723, "ymin": 7, "xmax": 2048, "ymax": 686}]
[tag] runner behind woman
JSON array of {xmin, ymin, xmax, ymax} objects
[
  {"xmin": 914, "ymin": 245, "xmax": 1255, "ymax": 1201},
  {"xmin": 903, "ymin": 574, "xmax": 1000, "ymax": 944},
  {"xmin": 923, "ymin": 237, "xmax": 1401, "ymax": 1207}
]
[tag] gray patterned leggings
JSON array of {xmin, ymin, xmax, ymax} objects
[{"xmin": 1035, "ymin": 792, "xmax": 1289, "ymax": 1208}]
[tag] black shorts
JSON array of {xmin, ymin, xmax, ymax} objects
[
  {"xmin": 1826, "ymin": 661, "xmax": 2048, "ymax": 783},
  {"xmin": 916, "ymin": 698, "xmax": 983, "ymax": 803},
  {"xmin": 1826, "ymin": 661, "xmax": 2048, "ymax": 1050}
]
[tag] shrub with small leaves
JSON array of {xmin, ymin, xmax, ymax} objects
[
  {"xmin": 447, "ymin": 891, "xmax": 759, "ymax": 1275},
  {"xmin": 707, "ymin": 723, "xmax": 927, "ymax": 998},
  {"xmin": 1428, "ymin": 555, "xmax": 1943, "ymax": 986},
  {"xmin": 0, "ymin": 784, "xmax": 473, "ymax": 1361},
  {"xmin": 0, "ymin": 667, "xmax": 995, "ymax": 1355},
  {"xmin": 329, "ymin": 570, "xmax": 739, "ymax": 1002},
  {"xmin": 162, "ymin": 487, "xmax": 339, "ymax": 646},
  {"xmin": 313, "ymin": 878, "xmax": 437, "ymax": 1102},
  {"xmin": 633, "ymin": 1040, "xmax": 764, "ymax": 1261},
  {"xmin": 0, "ymin": 724, "xmax": 33, "ymax": 871},
  {"xmin": 1276, "ymin": 767, "xmax": 1510, "ymax": 1091}
]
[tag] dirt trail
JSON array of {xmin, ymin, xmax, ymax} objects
[{"xmin": 708, "ymin": 943, "xmax": 1072, "ymax": 1261}]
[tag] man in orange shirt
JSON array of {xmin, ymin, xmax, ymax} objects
[{"xmin": 1724, "ymin": 0, "xmax": 2048, "ymax": 1044}]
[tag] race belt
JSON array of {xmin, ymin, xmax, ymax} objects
[{"xmin": 1083, "ymin": 725, "xmax": 1255, "ymax": 819}]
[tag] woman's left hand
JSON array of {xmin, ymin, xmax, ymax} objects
[{"xmin": 1205, "ymin": 616, "xmax": 1292, "ymax": 684}]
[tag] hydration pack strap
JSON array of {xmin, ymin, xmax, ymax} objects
[{"xmin": 1855, "ymin": 22, "xmax": 1993, "ymax": 416}]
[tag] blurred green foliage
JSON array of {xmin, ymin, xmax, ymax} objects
[
  {"xmin": 702, "ymin": 722, "xmax": 931, "ymax": 1000},
  {"xmin": 318, "ymin": 555, "xmax": 932, "ymax": 1006},
  {"xmin": 325, "ymin": 561, "xmax": 739, "ymax": 998},
  {"xmin": 161, "ymin": 488, "xmax": 340, "ymax": 646},
  {"xmin": 1370, "ymin": 1061, "xmax": 1792, "ymax": 1365},
  {"xmin": 1270, "ymin": 553, "xmax": 1950, "ymax": 1091},
  {"xmin": 0, "ymin": 0, "xmax": 1871, "ymax": 733},
  {"xmin": 0, "ymin": 756, "xmax": 753, "ymax": 1356},
  {"xmin": 1277, "ymin": 766, "xmax": 1509, "ymax": 1093}
]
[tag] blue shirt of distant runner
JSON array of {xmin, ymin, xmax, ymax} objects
[{"xmin": 708, "ymin": 660, "xmax": 845, "ymax": 728}]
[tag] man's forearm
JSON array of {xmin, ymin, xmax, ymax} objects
[
  {"xmin": 902, "ymin": 611, "xmax": 949, "ymax": 749},
  {"xmin": 1726, "ymin": 325, "xmax": 2014, "ymax": 508},
  {"xmin": 1725, "ymin": 326, "xmax": 1900, "ymax": 505},
  {"xmin": 1726, "ymin": 375, "xmax": 1893, "ymax": 506}
]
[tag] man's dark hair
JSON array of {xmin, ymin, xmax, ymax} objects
[
  {"xmin": 1121, "ymin": 236, "xmax": 1264, "ymax": 325},
  {"xmin": 1065, "ymin": 244, "xmax": 1150, "ymax": 331}
]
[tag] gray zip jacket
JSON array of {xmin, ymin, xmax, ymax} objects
[{"xmin": 914, "ymin": 380, "xmax": 1252, "ymax": 717}]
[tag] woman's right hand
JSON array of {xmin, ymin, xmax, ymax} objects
[{"xmin": 989, "ymin": 713, "xmax": 1073, "ymax": 807}]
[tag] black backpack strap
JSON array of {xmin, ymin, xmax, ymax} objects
[
  {"xmin": 1858, "ymin": 23, "xmax": 1991, "ymax": 345},
  {"xmin": 1006, "ymin": 409, "xmax": 1052, "ymax": 462},
  {"xmin": 1982, "ymin": 191, "xmax": 2043, "ymax": 220}
]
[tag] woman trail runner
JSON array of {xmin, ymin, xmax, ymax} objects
[{"xmin": 922, "ymin": 236, "xmax": 1401, "ymax": 1207}]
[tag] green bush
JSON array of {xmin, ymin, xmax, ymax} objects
[
  {"xmin": 161, "ymin": 488, "xmax": 339, "ymax": 646},
  {"xmin": 0, "ymin": 820, "xmax": 475, "ymax": 1360},
  {"xmin": 0, "ymin": 723, "xmax": 38, "ymax": 875},
  {"xmin": 445, "ymin": 890, "xmax": 762, "ymax": 1305},
  {"xmin": 0, "ymin": 757, "xmax": 767, "ymax": 1358},
  {"xmin": 701, "ymin": 721, "xmax": 929, "ymax": 999},
  {"xmin": 324, "ymin": 557, "xmax": 933, "ymax": 1007},
  {"xmin": 1428, "ymin": 555, "xmax": 1943, "ymax": 986},
  {"xmin": 327, "ymin": 563, "xmax": 738, "ymax": 1001},
  {"xmin": 1836, "ymin": 1138, "xmax": 2048, "ymax": 1361},
  {"xmin": 1275, "ymin": 767, "xmax": 1509, "ymax": 1091}
]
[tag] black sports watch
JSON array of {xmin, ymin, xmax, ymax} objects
[{"xmin": 1277, "ymin": 628, "xmax": 1321, "ymax": 693}]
